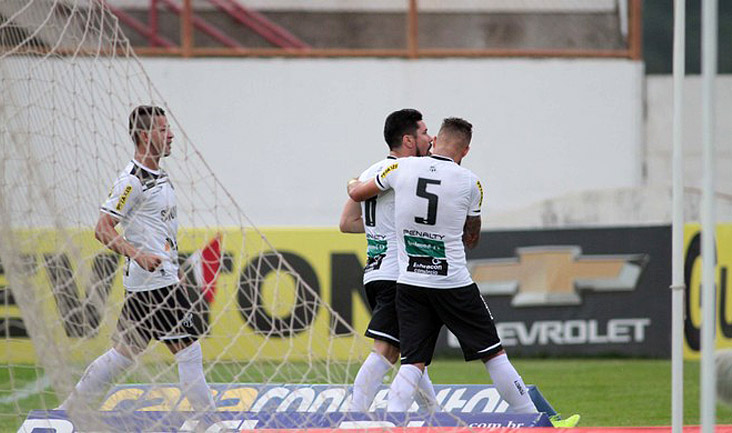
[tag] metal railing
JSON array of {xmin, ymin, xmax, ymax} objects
[{"xmin": 31, "ymin": 0, "xmax": 644, "ymax": 59}]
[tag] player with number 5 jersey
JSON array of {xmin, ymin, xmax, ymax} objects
[{"xmin": 374, "ymin": 153, "xmax": 483, "ymax": 288}]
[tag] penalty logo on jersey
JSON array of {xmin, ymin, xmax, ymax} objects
[{"xmin": 404, "ymin": 234, "xmax": 448, "ymax": 276}]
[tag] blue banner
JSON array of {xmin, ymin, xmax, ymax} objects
[
  {"xmin": 99, "ymin": 383, "xmax": 555, "ymax": 415},
  {"xmin": 19, "ymin": 410, "xmax": 553, "ymax": 432}
]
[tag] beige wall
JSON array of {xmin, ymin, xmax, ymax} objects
[{"xmin": 141, "ymin": 57, "xmax": 644, "ymax": 226}]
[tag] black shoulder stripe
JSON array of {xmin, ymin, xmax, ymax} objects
[
  {"xmin": 130, "ymin": 164, "xmax": 161, "ymax": 184},
  {"xmin": 430, "ymin": 155, "xmax": 452, "ymax": 162}
]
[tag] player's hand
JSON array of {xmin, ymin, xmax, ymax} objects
[
  {"xmin": 347, "ymin": 178, "xmax": 361, "ymax": 194},
  {"xmin": 134, "ymin": 252, "xmax": 164, "ymax": 272}
]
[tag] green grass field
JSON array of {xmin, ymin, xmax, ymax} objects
[{"xmin": 3, "ymin": 359, "xmax": 732, "ymax": 432}]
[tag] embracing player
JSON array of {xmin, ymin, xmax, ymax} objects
[
  {"xmin": 339, "ymin": 109, "xmax": 438, "ymax": 411},
  {"xmin": 348, "ymin": 117, "xmax": 579, "ymax": 426},
  {"xmin": 57, "ymin": 105, "xmax": 215, "ymax": 413}
]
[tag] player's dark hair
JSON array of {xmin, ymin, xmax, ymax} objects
[
  {"xmin": 383, "ymin": 109, "xmax": 423, "ymax": 150},
  {"xmin": 440, "ymin": 117, "xmax": 473, "ymax": 146},
  {"xmin": 129, "ymin": 105, "xmax": 166, "ymax": 146}
]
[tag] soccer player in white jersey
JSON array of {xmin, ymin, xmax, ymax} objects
[
  {"xmin": 339, "ymin": 109, "xmax": 438, "ymax": 412},
  {"xmin": 57, "ymin": 105, "xmax": 215, "ymax": 412},
  {"xmin": 348, "ymin": 118, "xmax": 539, "ymax": 415}
]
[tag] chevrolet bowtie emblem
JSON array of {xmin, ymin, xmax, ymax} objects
[{"xmin": 468, "ymin": 246, "xmax": 648, "ymax": 307}]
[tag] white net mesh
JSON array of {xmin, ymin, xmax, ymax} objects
[{"xmin": 0, "ymin": 1, "xmax": 373, "ymax": 430}]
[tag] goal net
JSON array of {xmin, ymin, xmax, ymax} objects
[{"xmin": 0, "ymin": 1, "xmax": 370, "ymax": 430}]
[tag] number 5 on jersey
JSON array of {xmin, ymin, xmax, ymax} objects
[{"xmin": 415, "ymin": 178, "xmax": 440, "ymax": 225}]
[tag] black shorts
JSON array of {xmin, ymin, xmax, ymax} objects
[
  {"xmin": 363, "ymin": 280, "xmax": 400, "ymax": 348},
  {"xmin": 114, "ymin": 284, "xmax": 204, "ymax": 352},
  {"xmin": 396, "ymin": 282, "xmax": 502, "ymax": 365}
]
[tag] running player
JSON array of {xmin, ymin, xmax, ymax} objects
[{"xmin": 57, "ymin": 105, "xmax": 215, "ymax": 412}]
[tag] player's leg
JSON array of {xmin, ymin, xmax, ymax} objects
[
  {"xmin": 56, "ymin": 348, "xmax": 134, "ymax": 411},
  {"xmin": 387, "ymin": 284, "xmax": 442, "ymax": 411},
  {"xmin": 166, "ymin": 339, "xmax": 215, "ymax": 411},
  {"xmin": 350, "ymin": 340, "xmax": 398, "ymax": 411},
  {"xmin": 350, "ymin": 280, "xmax": 400, "ymax": 411},
  {"xmin": 437, "ymin": 284, "xmax": 536, "ymax": 413},
  {"xmin": 416, "ymin": 366, "xmax": 439, "ymax": 412},
  {"xmin": 157, "ymin": 284, "xmax": 215, "ymax": 412},
  {"xmin": 57, "ymin": 291, "xmax": 149, "ymax": 410},
  {"xmin": 389, "ymin": 361, "xmax": 425, "ymax": 412},
  {"xmin": 481, "ymin": 350, "xmax": 536, "ymax": 413}
]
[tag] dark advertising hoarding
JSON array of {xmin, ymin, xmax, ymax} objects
[{"xmin": 436, "ymin": 226, "xmax": 671, "ymax": 357}]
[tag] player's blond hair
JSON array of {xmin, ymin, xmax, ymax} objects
[{"xmin": 440, "ymin": 117, "xmax": 473, "ymax": 147}]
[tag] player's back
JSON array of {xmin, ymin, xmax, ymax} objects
[
  {"xmin": 358, "ymin": 156, "xmax": 399, "ymax": 283},
  {"xmin": 382, "ymin": 155, "xmax": 482, "ymax": 289}
]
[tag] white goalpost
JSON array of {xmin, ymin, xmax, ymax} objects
[
  {"xmin": 671, "ymin": 2, "xmax": 721, "ymax": 432},
  {"xmin": 699, "ymin": 0, "xmax": 718, "ymax": 431},
  {"xmin": 670, "ymin": 1, "xmax": 685, "ymax": 433}
]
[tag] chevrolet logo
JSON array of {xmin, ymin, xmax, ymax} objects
[{"xmin": 468, "ymin": 246, "xmax": 648, "ymax": 307}]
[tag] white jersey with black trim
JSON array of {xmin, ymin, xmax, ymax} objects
[
  {"xmin": 375, "ymin": 155, "xmax": 483, "ymax": 289},
  {"xmin": 359, "ymin": 156, "xmax": 399, "ymax": 284},
  {"xmin": 100, "ymin": 160, "xmax": 180, "ymax": 292}
]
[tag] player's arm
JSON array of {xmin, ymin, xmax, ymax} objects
[
  {"xmin": 350, "ymin": 161, "xmax": 398, "ymax": 202},
  {"xmin": 95, "ymin": 212, "xmax": 135, "ymax": 257},
  {"xmin": 339, "ymin": 198, "xmax": 364, "ymax": 233},
  {"xmin": 348, "ymin": 178, "xmax": 381, "ymax": 202},
  {"xmin": 462, "ymin": 215, "xmax": 481, "ymax": 249},
  {"xmin": 464, "ymin": 177, "xmax": 484, "ymax": 249},
  {"xmin": 95, "ymin": 212, "xmax": 163, "ymax": 272}
]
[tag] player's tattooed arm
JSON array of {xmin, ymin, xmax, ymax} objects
[
  {"xmin": 339, "ymin": 198, "xmax": 365, "ymax": 233},
  {"xmin": 463, "ymin": 215, "xmax": 481, "ymax": 249}
]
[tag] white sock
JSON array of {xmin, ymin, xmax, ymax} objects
[
  {"xmin": 350, "ymin": 352, "xmax": 392, "ymax": 411},
  {"xmin": 387, "ymin": 364, "xmax": 422, "ymax": 412},
  {"xmin": 175, "ymin": 341, "xmax": 215, "ymax": 412},
  {"xmin": 484, "ymin": 354, "xmax": 536, "ymax": 413},
  {"xmin": 415, "ymin": 366, "xmax": 439, "ymax": 412},
  {"xmin": 57, "ymin": 348, "xmax": 133, "ymax": 410}
]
